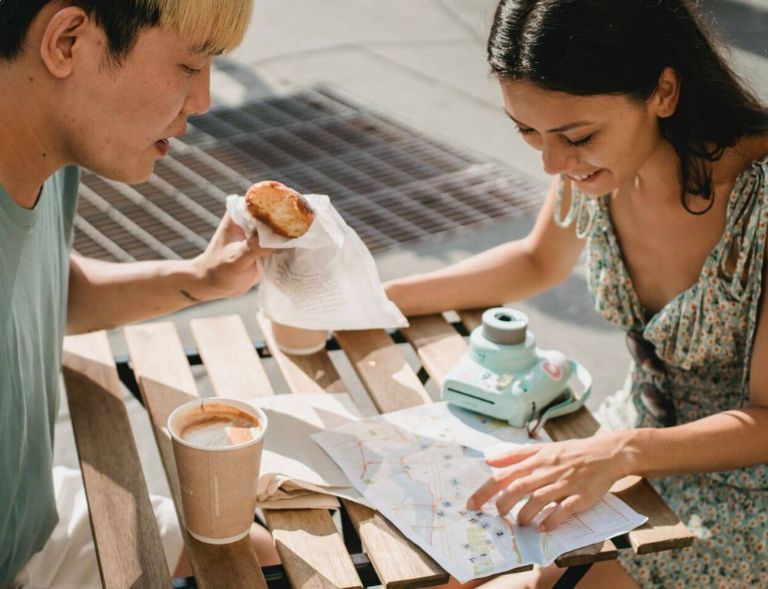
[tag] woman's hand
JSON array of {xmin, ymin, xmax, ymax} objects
[
  {"xmin": 466, "ymin": 431, "xmax": 633, "ymax": 531},
  {"xmin": 191, "ymin": 213, "xmax": 273, "ymax": 301}
]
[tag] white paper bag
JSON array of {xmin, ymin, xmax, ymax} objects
[{"xmin": 226, "ymin": 193, "xmax": 407, "ymax": 330}]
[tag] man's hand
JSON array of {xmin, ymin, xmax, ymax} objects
[
  {"xmin": 67, "ymin": 214, "xmax": 272, "ymax": 334},
  {"xmin": 191, "ymin": 213, "xmax": 272, "ymax": 302}
]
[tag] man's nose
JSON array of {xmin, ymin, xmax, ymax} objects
[{"xmin": 183, "ymin": 64, "xmax": 212, "ymax": 117}]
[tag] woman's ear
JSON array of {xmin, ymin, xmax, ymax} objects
[
  {"xmin": 652, "ymin": 67, "xmax": 681, "ymax": 119},
  {"xmin": 39, "ymin": 7, "xmax": 89, "ymax": 79}
]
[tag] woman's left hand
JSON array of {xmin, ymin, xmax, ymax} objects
[{"xmin": 466, "ymin": 431, "xmax": 631, "ymax": 531}]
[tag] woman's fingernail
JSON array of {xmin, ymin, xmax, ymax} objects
[{"xmin": 537, "ymin": 523, "xmax": 547, "ymax": 532}]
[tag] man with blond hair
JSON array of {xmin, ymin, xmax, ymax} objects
[{"xmin": 0, "ymin": 1, "xmax": 278, "ymax": 586}]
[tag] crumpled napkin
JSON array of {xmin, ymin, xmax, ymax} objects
[{"xmin": 250, "ymin": 393, "xmax": 371, "ymax": 510}]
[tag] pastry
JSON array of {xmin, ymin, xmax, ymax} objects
[{"xmin": 245, "ymin": 180, "xmax": 315, "ymax": 238}]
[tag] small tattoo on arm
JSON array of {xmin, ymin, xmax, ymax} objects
[{"xmin": 180, "ymin": 289, "xmax": 200, "ymax": 303}]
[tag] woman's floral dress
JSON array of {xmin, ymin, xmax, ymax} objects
[{"xmin": 588, "ymin": 154, "xmax": 768, "ymax": 587}]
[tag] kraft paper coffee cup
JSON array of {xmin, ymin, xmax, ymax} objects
[
  {"xmin": 271, "ymin": 320, "xmax": 329, "ymax": 355},
  {"xmin": 167, "ymin": 398, "xmax": 268, "ymax": 544}
]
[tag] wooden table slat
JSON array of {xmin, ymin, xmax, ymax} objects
[
  {"xmin": 194, "ymin": 315, "xmax": 363, "ymax": 589},
  {"xmin": 124, "ymin": 322, "xmax": 268, "ymax": 589},
  {"xmin": 553, "ymin": 541, "xmax": 619, "ymax": 567},
  {"xmin": 615, "ymin": 476, "xmax": 694, "ymax": 554},
  {"xmin": 263, "ymin": 510, "xmax": 362, "ymax": 589},
  {"xmin": 255, "ymin": 313, "xmax": 448, "ymax": 588},
  {"xmin": 456, "ymin": 310, "xmax": 484, "ymax": 332},
  {"xmin": 191, "ymin": 315, "xmax": 275, "ymax": 399},
  {"xmin": 343, "ymin": 501, "xmax": 452, "ymax": 588},
  {"xmin": 257, "ymin": 311, "xmax": 346, "ymax": 394},
  {"xmin": 124, "ymin": 322, "xmax": 198, "ymax": 394},
  {"xmin": 62, "ymin": 332, "xmax": 172, "ymax": 589},
  {"xmin": 401, "ymin": 315, "xmax": 468, "ymax": 391},
  {"xmin": 335, "ymin": 329, "xmax": 432, "ymax": 413}
]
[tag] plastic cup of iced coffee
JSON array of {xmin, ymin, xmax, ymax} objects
[{"xmin": 167, "ymin": 398, "xmax": 268, "ymax": 544}]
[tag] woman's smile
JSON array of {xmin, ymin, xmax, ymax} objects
[{"xmin": 567, "ymin": 169, "xmax": 603, "ymax": 184}]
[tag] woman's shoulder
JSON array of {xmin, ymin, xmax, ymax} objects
[
  {"xmin": 710, "ymin": 135, "xmax": 768, "ymax": 201},
  {"xmin": 736, "ymin": 138, "xmax": 768, "ymax": 200},
  {"xmin": 732, "ymin": 134, "xmax": 768, "ymax": 179}
]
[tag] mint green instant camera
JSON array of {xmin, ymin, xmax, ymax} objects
[{"xmin": 442, "ymin": 308, "xmax": 592, "ymax": 435}]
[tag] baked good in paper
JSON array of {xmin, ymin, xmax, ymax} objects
[{"xmin": 245, "ymin": 180, "xmax": 315, "ymax": 238}]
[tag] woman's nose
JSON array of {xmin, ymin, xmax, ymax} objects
[{"xmin": 541, "ymin": 143, "xmax": 576, "ymax": 176}]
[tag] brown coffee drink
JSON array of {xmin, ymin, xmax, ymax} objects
[{"xmin": 177, "ymin": 403, "xmax": 262, "ymax": 448}]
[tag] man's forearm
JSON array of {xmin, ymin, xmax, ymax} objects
[{"xmin": 66, "ymin": 255, "xmax": 210, "ymax": 334}]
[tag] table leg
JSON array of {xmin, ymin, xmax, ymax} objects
[
  {"xmin": 552, "ymin": 564, "xmax": 592, "ymax": 589},
  {"xmin": 173, "ymin": 557, "xmax": 381, "ymax": 589}
]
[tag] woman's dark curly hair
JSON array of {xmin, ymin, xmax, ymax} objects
[{"xmin": 488, "ymin": 0, "xmax": 768, "ymax": 213}]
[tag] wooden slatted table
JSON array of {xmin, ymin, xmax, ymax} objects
[{"xmin": 61, "ymin": 311, "xmax": 693, "ymax": 589}]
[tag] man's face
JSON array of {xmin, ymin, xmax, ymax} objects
[{"xmin": 59, "ymin": 25, "xmax": 212, "ymax": 184}]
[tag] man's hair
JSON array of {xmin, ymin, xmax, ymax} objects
[{"xmin": 0, "ymin": 0, "xmax": 252, "ymax": 63}]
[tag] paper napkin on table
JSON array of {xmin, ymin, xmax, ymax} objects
[{"xmin": 250, "ymin": 393, "xmax": 370, "ymax": 510}]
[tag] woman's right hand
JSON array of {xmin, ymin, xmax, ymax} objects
[{"xmin": 466, "ymin": 430, "xmax": 634, "ymax": 532}]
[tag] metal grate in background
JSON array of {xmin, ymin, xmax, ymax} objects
[{"xmin": 74, "ymin": 87, "xmax": 544, "ymax": 262}]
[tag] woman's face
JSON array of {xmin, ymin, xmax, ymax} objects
[{"xmin": 499, "ymin": 79, "xmax": 666, "ymax": 196}]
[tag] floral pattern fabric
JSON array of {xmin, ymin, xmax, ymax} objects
[{"xmin": 588, "ymin": 154, "xmax": 768, "ymax": 587}]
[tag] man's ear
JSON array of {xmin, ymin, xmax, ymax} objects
[
  {"xmin": 651, "ymin": 67, "xmax": 681, "ymax": 119},
  {"xmin": 40, "ymin": 7, "xmax": 90, "ymax": 79}
]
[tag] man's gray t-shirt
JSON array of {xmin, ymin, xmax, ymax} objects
[{"xmin": 0, "ymin": 166, "xmax": 79, "ymax": 584}]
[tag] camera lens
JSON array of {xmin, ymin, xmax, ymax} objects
[{"xmin": 482, "ymin": 308, "xmax": 528, "ymax": 345}]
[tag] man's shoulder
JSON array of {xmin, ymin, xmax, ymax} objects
[
  {"xmin": 50, "ymin": 165, "xmax": 80, "ymax": 195},
  {"xmin": 49, "ymin": 166, "xmax": 80, "ymax": 227}
]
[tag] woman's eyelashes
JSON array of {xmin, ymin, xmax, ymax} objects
[
  {"xmin": 565, "ymin": 134, "xmax": 594, "ymax": 147},
  {"xmin": 516, "ymin": 125, "xmax": 535, "ymax": 137},
  {"xmin": 515, "ymin": 125, "xmax": 594, "ymax": 148}
]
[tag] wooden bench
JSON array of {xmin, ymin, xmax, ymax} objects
[{"xmin": 61, "ymin": 311, "xmax": 693, "ymax": 589}]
